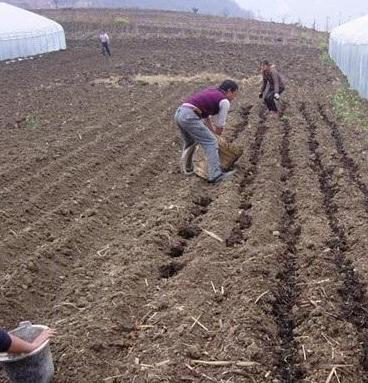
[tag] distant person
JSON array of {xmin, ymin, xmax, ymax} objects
[
  {"xmin": 0, "ymin": 327, "xmax": 56, "ymax": 354},
  {"xmin": 259, "ymin": 60, "xmax": 285, "ymax": 115},
  {"xmin": 174, "ymin": 80, "xmax": 238, "ymax": 184},
  {"xmin": 99, "ymin": 30, "xmax": 111, "ymax": 57}
]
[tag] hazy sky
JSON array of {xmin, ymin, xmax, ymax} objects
[{"xmin": 235, "ymin": 0, "xmax": 368, "ymax": 30}]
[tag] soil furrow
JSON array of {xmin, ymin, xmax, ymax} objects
[
  {"xmin": 226, "ymin": 106, "xmax": 268, "ymax": 247},
  {"xmin": 0, "ymin": 85, "xmax": 179, "ymax": 201},
  {"xmin": 0, "ymin": 87, "xmax": 184, "ymax": 239},
  {"xmin": 0, "ymin": 104, "xmax": 181, "ymax": 296},
  {"xmin": 43, "ymin": 155, "xmax": 233, "ymax": 382},
  {"xmin": 189, "ymin": 109, "xmax": 289, "ymax": 382},
  {"xmin": 228, "ymin": 104, "xmax": 253, "ymax": 142},
  {"xmin": 301, "ymin": 102, "xmax": 368, "ymax": 381},
  {"xmin": 280, "ymin": 100, "xmax": 361, "ymax": 382},
  {"xmin": 272, "ymin": 117, "xmax": 304, "ymax": 382},
  {"xmin": 0, "ymin": 123, "xmax": 103, "ymax": 183},
  {"xmin": 1, "ymin": 129, "xmax": 177, "ymax": 322},
  {"xmin": 75, "ymin": 103, "xmax": 274, "ymax": 382},
  {"xmin": 318, "ymin": 103, "xmax": 368, "ymax": 211},
  {"xmin": 48, "ymin": 92, "xmax": 258, "ymax": 377}
]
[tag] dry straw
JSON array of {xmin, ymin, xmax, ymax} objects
[{"xmin": 134, "ymin": 72, "xmax": 261, "ymax": 86}]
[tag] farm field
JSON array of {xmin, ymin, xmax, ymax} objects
[{"xmin": 2, "ymin": 8, "xmax": 368, "ymax": 383}]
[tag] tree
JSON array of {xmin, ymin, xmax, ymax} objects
[{"xmin": 191, "ymin": 7, "xmax": 199, "ymax": 15}]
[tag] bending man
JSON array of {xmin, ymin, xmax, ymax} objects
[{"xmin": 174, "ymin": 80, "xmax": 238, "ymax": 184}]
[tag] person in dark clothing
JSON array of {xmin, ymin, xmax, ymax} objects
[
  {"xmin": 0, "ymin": 328, "xmax": 55, "ymax": 354},
  {"xmin": 259, "ymin": 60, "xmax": 285, "ymax": 115}
]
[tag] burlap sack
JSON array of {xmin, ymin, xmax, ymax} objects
[{"xmin": 194, "ymin": 136, "xmax": 243, "ymax": 179}]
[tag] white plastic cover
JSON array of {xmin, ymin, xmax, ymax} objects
[
  {"xmin": 330, "ymin": 15, "xmax": 368, "ymax": 99},
  {"xmin": 0, "ymin": 2, "xmax": 66, "ymax": 61}
]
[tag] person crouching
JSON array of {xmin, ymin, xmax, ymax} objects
[{"xmin": 259, "ymin": 60, "xmax": 285, "ymax": 116}]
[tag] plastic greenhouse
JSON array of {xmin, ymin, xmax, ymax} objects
[
  {"xmin": 330, "ymin": 15, "xmax": 368, "ymax": 99},
  {"xmin": 0, "ymin": 2, "xmax": 66, "ymax": 61}
]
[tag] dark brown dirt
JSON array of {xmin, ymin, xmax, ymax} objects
[{"xmin": 1, "ymin": 8, "xmax": 368, "ymax": 383}]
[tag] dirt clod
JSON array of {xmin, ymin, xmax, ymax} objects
[
  {"xmin": 158, "ymin": 263, "xmax": 185, "ymax": 279},
  {"xmin": 178, "ymin": 224, "xmax": 201, "ymax": 239},
  {"xmin": 168, "ymin": 240, "xmax": 186, "ymax": 257},
  {"xmin": 238, "ymin": 211, "xmax": 252, "ymax": 229},
  {"xmin": 226, "ymin": 226, "xmax": 243, "ymax": 247}
]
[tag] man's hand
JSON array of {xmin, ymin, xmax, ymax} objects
[
  {"xmin": 205, "ymin": 118, "xmax": 223, "ymax": 136},
  {"xmin": 214, "ymin": 127, "xmax": 223, "ymax": 136},
  {"xmin": 274, "ymin": 93, "xmax": 280, "ymax": 100}
]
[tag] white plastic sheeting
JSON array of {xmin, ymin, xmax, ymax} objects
[
  {"xmin": 0, "ymin": 2, "xmax": 66, "ymax": 61},
  {"xmin": 330, "ymin": 15, "xmax": 368, "ymax": 99}
]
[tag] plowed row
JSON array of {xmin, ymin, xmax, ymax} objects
[{"xmin": 1, "ymin": 9, "xmax": 368, "ymax": 383}]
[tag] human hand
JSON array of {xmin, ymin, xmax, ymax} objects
[
  {"xmin": 32, "ymin": 328, "xmax": 57, "ymax": 348},
  {"xmin": 274, "ymin": 93, "xmax": 280, "ymax": 100},
  {"xmin": 214, "ymin": 127, "xmax": 223, "ymax": 136},
  {"xmin": 41, "ymin": 328, "xmax": 57, "ymax": 340}
]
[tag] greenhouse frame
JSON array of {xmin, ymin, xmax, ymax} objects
[
  {"xmin": 330, "ymin": 15, "xmax": 368, "ymax": 99},
  {"xmin": 0, "ymin": 2, "xmax": 66, "ymax": 61}
]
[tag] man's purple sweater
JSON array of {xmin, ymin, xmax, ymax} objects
[{"xmin": 185, "ymin": 88, "xmax": 226, "ymax": 118}]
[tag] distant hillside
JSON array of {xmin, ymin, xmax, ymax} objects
[
  {"xmin": 5, "ymin": 0, "xmax": 253, "ymax": 18},
  {"xmin": 85, "ymin": 0, "xmax": 253, "ymax": 18}
]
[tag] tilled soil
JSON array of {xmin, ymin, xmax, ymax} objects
[{"xmin": 1, "ymin": 8, "xmax": 368, "ymax": 383}]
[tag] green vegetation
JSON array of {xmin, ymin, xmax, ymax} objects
[
  {"xmin": 319, "ymin": 36, "xmax": 368, "ymax": 130},
  {"xmin": 317, "ymin": 36, "xmax": 329, "ymax": 51},
  {"xmin": 299, "ymin": 31, "xmax": 309, "ymax": 45},
  {"xmin": 280, "ymin": 114, "xmax": 289, "ymax": 123},
  {"xmin": 317, "ymin": 36, "xmax": 336, "ymax": 66},
  {"xmin": 114, "ymin": 16, "xmax": 129, "ymax": 26},
  {"xmin": 331, "ymin": 82, "xmax": 368, "ymax": 130},
  {"xmin": 320, "ymin": 49, "xmax": 335, "ymax": 66},
  {"xmin": 26, "ymin": 116, "xmax": 40, "ymax": 129}
]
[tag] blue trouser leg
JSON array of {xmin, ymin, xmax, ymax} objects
[{"xmin": 174, "ymin": 106, "xmax": 222, "ymax": 181}]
